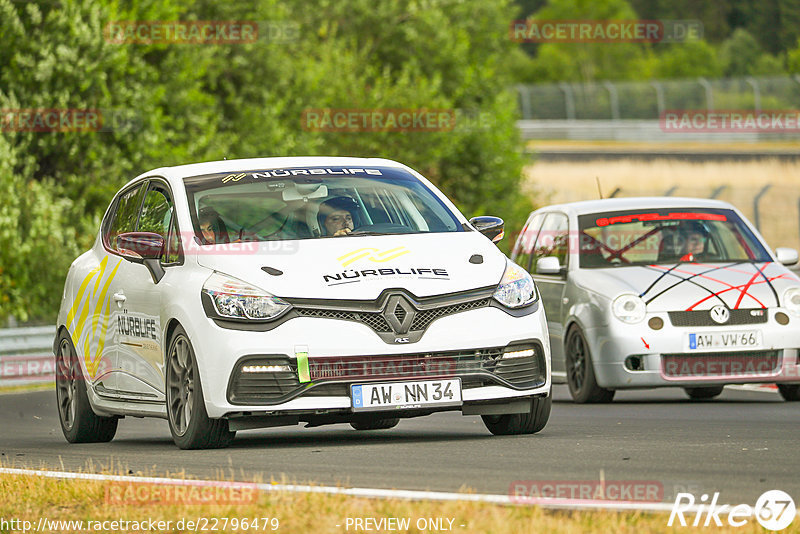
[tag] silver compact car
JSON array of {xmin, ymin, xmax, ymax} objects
[
  {"xmin": 511, "ymin": 197, "xmax": 800, "ymax": 403},
  {"xmin": 55, "ymin": 156, "xmax": 551, "ymax": 449}
]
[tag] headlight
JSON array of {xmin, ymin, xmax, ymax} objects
[
  {"xmin": 493, "ymin": 260, "xmax": 537, "ymax": 309},
  {"xmin": 612, "ymin": 294, "xmax": 646, "ymax": 324},
  {"xmin": 783, "ymin": 287, "xmax": 800, "ymax": 315},
  {"xmin": 202, "ymin": 272, "xmax": 290, "ymax": 320}
]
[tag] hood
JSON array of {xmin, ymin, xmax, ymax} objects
[
  {"xmin": 194, "ymin": 232, "xmax": 506, "ymax": 300},
  {"xmin": 571, "ymin": 262, "xmax": 800, "ymax": 312}
]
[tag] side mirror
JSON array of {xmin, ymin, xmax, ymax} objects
[
  {"xmin": 117, "ymin": 232, "xmax": 165, "ymax": 261},
  {"xmin": 775, "ymin": 247, "xmax": 799, "ymax": 266},
  {"xmin": 536, "ymin": 256, "xmax": 563, "ymax": 275},
  {"xmin": 469, "ymin": 216, "xmax": 504, "ymax": 243},
  {"xmin": 117, "ymin": 232, "xmax": 166, "ymax": 283}
]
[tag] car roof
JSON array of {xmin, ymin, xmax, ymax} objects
[
  {"xmin": 538, "ymin": 197, "xmax": 736, "ymax": 216},
  {"xmin": 130, "ymin": 156, "xmax": 411, "ymax": 185}
]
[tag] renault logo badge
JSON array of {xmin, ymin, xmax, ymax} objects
[{"xmin": 383, "ymin": 295, "xmax": 416, "ymax": 335}]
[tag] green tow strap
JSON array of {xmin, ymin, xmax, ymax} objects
[{"xmin": 296, "ymin": 346, "xmax": 310, "ymax": 383}]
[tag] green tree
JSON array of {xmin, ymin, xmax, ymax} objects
[
  {"xmin": 0, "ymin": 0, "xmax": 531, "ymax": 322},
  {"xmin": 720, "ymin": 28, "xmax": 767, "ymax": 77},
  {"xmin": 652, "ymin": 40, "xmax": 722, "ymax": 78},
  {"xmin": 521, "ymin": 0, "xmax": 651, "ymax": 82}
]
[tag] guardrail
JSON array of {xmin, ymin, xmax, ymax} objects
[
  {"xmin": 516, "ymin": 119, "xmax": 800, "ymax": 142},
  {"xmin": 0, "ymin": 326, "xmax": 55, "ymax": 387}
]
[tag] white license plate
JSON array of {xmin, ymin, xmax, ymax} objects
[
  {"xmin": 684, "ymin": 330, "xmax": 763, "ymax": 351},
  {"xmin": 351, "ymin": 378, "xmax": 462, "ymax": 412}
]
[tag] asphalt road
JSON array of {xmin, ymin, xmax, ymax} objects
[{"xmin": 1, "ymin": 385, "xmax": 797, "ymax": 504}]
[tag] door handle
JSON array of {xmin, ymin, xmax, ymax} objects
[{"xmin": 113, "ymin": 292, "xmax": 126, "ymax": 303}]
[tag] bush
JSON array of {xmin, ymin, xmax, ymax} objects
[{"xmin": 0, "ymin": 0, "xmax": 530, "ymax": 322}]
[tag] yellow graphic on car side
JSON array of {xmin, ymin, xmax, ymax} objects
[
  {"xmin": 66, "ymin": 256, "xmax": 121, "ymax": 378},
  {"xmin": 337, "ymin": 246, "xmax": 410, "ymax": 267}
]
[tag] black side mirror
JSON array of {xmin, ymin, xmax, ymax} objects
[
  {"xmin": 117, "ymin": 232, "xmax": 165, "ymax": 260},
  {"xmin": 469, "ymin": 216, "xmax": 504, "ymax": 243},
  {"xmin": 117, "ymin": 232, "xmax": 166, "ymax": 283}
]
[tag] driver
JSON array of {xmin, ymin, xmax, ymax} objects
[
  {"xmin": 198, "ymin": 207, "xmax": 229, "ymax": 244},
  {"xmin": 679, "ymin": 222, "xmax": 708, "ymax": 262},
  {"xmin": 318, "ymin": 196, "xmax": 359, "ymax": 237}
]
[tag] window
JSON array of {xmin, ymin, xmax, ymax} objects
[
  {"xmin": 137, "ymin": 181, "xmax": 180, "ymax": 264},
  {"xmin": 512, "ymin": 213, "xmax": 544, "ymax": 272},
  {"xmin": 106, "ymin": 183, "xmax": 145, "ymax": 251},
  {"xmin": 532, "ymin": 212, "xmax": 569, "ymax": 274},
  {"xmin": 577, "ymin": 208, "xmax": 771, "ymax": 268},
  {"xmin": 183, "ymin": 167, "xmax": 462, "ymax": 242},
  {"xmin": 164, "ymin": 214, "xmax": 182, "ymax": 264},
  {"xmin": 137, "ymin": 183, "xmax": 173, "ymax": 240}
]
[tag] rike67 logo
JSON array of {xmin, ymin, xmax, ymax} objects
[{"xmin": 669, "ymin": 490, "xmax": 796, "ymax": 530}]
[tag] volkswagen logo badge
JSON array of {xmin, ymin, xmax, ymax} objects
[{"xmin": 709, "ymin": 305, "xmax": 730, "ymax": 324}]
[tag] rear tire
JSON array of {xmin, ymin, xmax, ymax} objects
[
  {"xmin": 565, "ymin": 327, "xmax": 615, "ymax": 404},
  {"xmin": 684, "ymin": 386, "xmax": 724, "ymax": 400},
  {"xmin": 166, "ymin": 326, "xmax": 235, "ymax": 449},
  {"xmin": 350, "ymin": 418, "xmax": 400, "ymax": 430},
  {"xmin": 55, "ymin": 332, "xmax": 118, "ymax": 443},
  {"xmin": 777, "ymin": 384, "xmax": 800, "ymax": 401},
  {"xmin": 482, "ymin": 393, "xmax": 551, "ymax": 435}
]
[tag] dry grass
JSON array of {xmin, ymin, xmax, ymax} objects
[
  {"xmin": 0, "ymin": 381, "xmax": 53, "ymax": 395},
  {"xmin": 523, "ymin": 158, "xmax": 800, "ymax": 249},
  {"xmin": 0, "ymin": 470, "xmax": 776, "ymax": 534}
]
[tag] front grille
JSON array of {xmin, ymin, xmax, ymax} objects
[
  {"xmin": 308, "ymin": 348, "xmax": 504, "ymax": 381},
  {"xmin": 228, "ymin": 345, "xmax": 546, "ymax": 405},
  {"xmin": 494, "ymin": 356, "xmax": 543, "ymax": 389},
  {"xmin": 668, "ymin": 309, "xmax": 768, "ymax": 327},
  {"xmin": 229, "ymin": 359, "xmax": 300, "ymax": 404},
  {"xmin": 410, "ymin": 299, "xmax": 491, "ymax": 331},
  {"xmin": 293, "ymin": 298, "xmax": 491, "ymax": 337},
  {"xmin": 294, "ymin": 308, "xmax": 392, "ymax": 332},
  {"xmin": 294, "ymin": 309, "xmax": 392, "ymax": 332},
  {"xmin": 661, "ymin": 350, "xmax": 780, "ymax": 378}
]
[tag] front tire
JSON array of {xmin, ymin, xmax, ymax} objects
[
  {"xmin": 350, "ymin": 417, "xmax": 400, "ymax": 430},
  {"xmin": 777, "ymin": 384, "xmax": 800, "ymax": 401},
  {"xmin": 166, "ymin": 326, "xmax": 235, "ymax": 449},
  {"xmin": 565, "ymin": 327, "xmax": 615, "ymax": 404},
  {"xmin": 684, "ymin": 386, "xmax": 724, "ymax": 400},
  {"xmin": 55, "ymin": 332, "xmax": 118, "ymax": 443},
  {"xmin": 482, "ymin": 393, "xmax": 551, "ymax": 435}
]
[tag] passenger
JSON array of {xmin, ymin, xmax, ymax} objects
[{"xmin": 318, "ymin": 197, "xmax": 359, "ymax": 237}]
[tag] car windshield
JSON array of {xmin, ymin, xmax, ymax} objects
[
  {"xmin": 577, "ymin": 208, "xmax": 771, "ymax": 268},
  {"xmin": 183, "ymin": 166, "xmax": 462, "ymax": 243}
]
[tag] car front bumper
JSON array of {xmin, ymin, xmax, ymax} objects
[
  {"xmin": 585, "ymin": 309, "xmax": 800, "ymax": 389},
  {"xmin": 185, "ymin": 305, "xmax": 552, "ymax": 418}
]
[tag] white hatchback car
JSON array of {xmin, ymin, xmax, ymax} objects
[
  {"xmin": 511, "ymin": 197, "xmax": 800, "ymax": 403},
  {"xmin": 55, "ymin": 157, "xmax": 551, "ymax": 448}
]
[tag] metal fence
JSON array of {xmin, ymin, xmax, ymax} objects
[
  {"xmin": 517, "ymin": 76, "xmax": 800, "ymax": 120},
  {"xmin": 516, "ymin": 76, "xmax": 800, "ymax": 141},
  {"xmin": 0, "ymin": 326, "xmax": 55, "ymax": 386}
]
